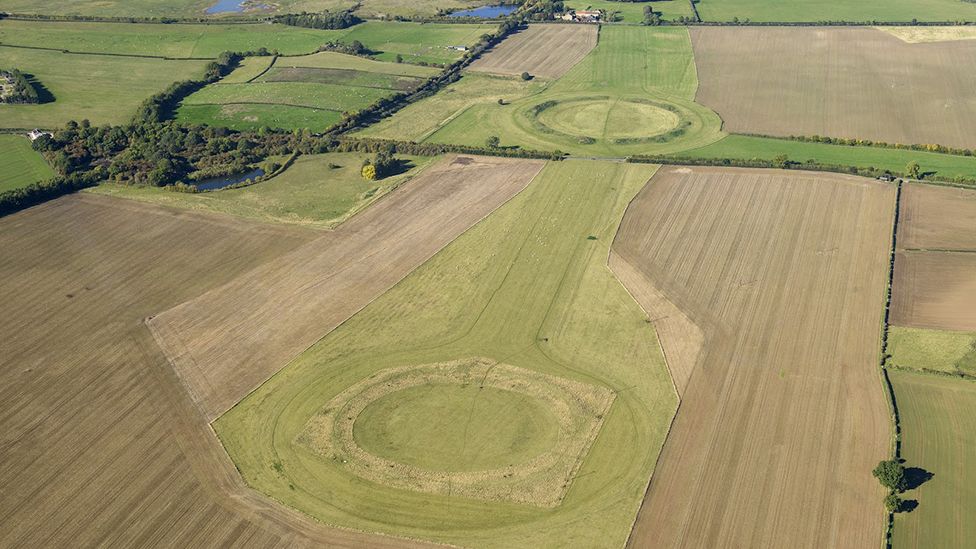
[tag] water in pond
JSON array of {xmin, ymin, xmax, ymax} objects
[
  {"xmin": 449, "ymin": 4, "xmax": 517, "ymax": 18},
  {"xmin": 193, "ymin": 167, "xmax": 265, "ymax": 191},
  {"xmin": 206, "ymin": 0, "xmax": 268, "ymax": 14}
]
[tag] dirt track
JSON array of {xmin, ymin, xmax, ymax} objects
[
  {"xmin": 613, "ymin": 167, "xmax": 894, "ymax": 548},
  {"xmin": 468, "ymin": 24, "xmax": 597, "ymax": 80},
  {"xmin": 149, "ymin": 155, "xmax": 544, "ymax": 421},
  {"xmin": 691, "ymin": 27, "xmax": 976, "ymax": 149},
  {"xmin": 0, "ymin": 194, "xmax": 433, "ymax": 548}
]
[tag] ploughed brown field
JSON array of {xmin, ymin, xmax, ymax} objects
[
  {"xmin": 898, "ymin": 183, "xmax": 976, "ymax": 251},
  {"xmin": 891, "ymin": 183, "xmax": 976, "ymax": 332},
  {"xmin": 149, "ymin": 155, "xmax": 544, "ymax": 421},
  {"xmin": 467, "ymin": 24, "xmax": 597, "ymax": 80},
  {"xmin": 0, "ymin": 194, "xmax": 434, "ymax": 548},
  {"xmin": 613, "ymin": 167, "xmax": 894, "ymax": 548},
  {"xmin": 690, "ymin": 27, "xmax": 976, "ymax": 149}
]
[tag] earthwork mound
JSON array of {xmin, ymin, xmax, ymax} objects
[
  {"xmin": 298, "ymin": 358, "xmax": 615, "ymax": 507},
  {"xmin": 522, "ymin": 95, "xmax": 692, "ymax": 146}
]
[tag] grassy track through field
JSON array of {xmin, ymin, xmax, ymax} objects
[
  {"xmin": 0, "ymin": 134, "xmax": 54, "ymax": 192},
  {"xmin": 213, "ymin": 160, "xmax": 677, "ymax": 547},
  {"xmin": 88, "ymin": 152, "xmax": 436, "ymax": 228},
  {"xmin": 891, "ymin": 370, "xmax": 976, "ymax": 548},
  {"xmin": 616, "ymin": 166, "xmax": 894, "ymax": 548},
  {"xmin": 363, "ymin": 26, "xmax": 723, "ymax": 156}
]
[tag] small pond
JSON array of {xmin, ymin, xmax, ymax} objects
[
  {"xmin": 193, "ymin": 167, "xmax": 265, "ymax": 191},
  {"xmin": 206, "ymin": 0, "xmax": 269, "ymax": 14},
  {"xmin": 448, "ymin": 4, "xmax": 517, "ymax": 18}
]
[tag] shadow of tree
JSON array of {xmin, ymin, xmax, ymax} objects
[
  {"xmin": 899, "ymin": 499, "xmax": 919, "ymax": 513},
  {"xmin": 23, "ymin": 73, "xmax": 55, "ymax": 104},
  {"xmin": 904, "ymin": 467, "xmax": 934, "ymax": 490}
]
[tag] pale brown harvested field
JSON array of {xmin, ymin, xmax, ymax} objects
[
  {"xmin": 614, "ymin": 167, "xmax": 894, "ymax": 548},
  {"xmin": 149, "ymin": 155, "xmax": 544, "ymax": 421},
  {"xmin": 898, "ymin": 183, "xmax": 976, "ymax": 251},
  {"xmin": 891, "ymin": 251, "xmax": 976, "ymax": 331},
  {"xmin": 467, "ymin": 24, "xmax": 597, "ymax": 80},
  {"xmin": 691, "ymin": 27, "xmax": 976, "ymax": 149},
  {"xmin": 0, "ymin": 194, "xmax": 433, "ymax": 548}
]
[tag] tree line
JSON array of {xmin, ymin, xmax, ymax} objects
[{"xmin": 273, "ymin": 10, "xmax": 362, "ymax": 30}]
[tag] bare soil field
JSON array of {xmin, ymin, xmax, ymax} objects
[
  {"xmin": 468, "ymin": 24, "xmax": 598, "ymax": 80},
  {"xmin": 149, "ymin": 155, "xmax": 544, "ymax": 421},
  {"xmin": 898, "ymin": 184, "xmax": 976, "ymax": 251},
  {"xmin": 891, "ymin": 251, "xmax": 976, "ymax": 331},
  {"xmin": 613, "ymin": 167, "xmax": 894, "ymax": 548},
  {"xmin": 0, "ymin": 194, "xmax": 431, "ymax": 548},
  {"xmin": 690, "ymin": 27, "xmax": 976, "ymax": 149}
]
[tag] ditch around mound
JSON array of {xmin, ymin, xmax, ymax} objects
[{"xmin": 297, "ymin": 358, "xmax": 614, "ymax": 507}]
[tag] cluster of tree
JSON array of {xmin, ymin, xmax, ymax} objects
[
  {"xmin": 642, "ymin": 6, "xmax": 663, "ymax": 25},
  {"xmin": 135, "ymin": 50, "xmax": 241, "ymax": 123},
  {"xmin": 760, "ymin": 133, "xmax": 976, "ymax": 158},
  {"xmin": 273, "ymin": 10, "xmax": 362, "ymax": 30},
  {"xmin": 360, "ymin": 144, "xmax": 399, "ymax": 180},
  {"xmin": 335, "ymin": 136, "xmax": 563, "ymax": 161},
  {"xmin": 318, "ymin": 40, "xmax": 373, "ymax": 57},
  {"xmin": 0, "ymin": 69, "xmax": 39, "ymax": 103},
  {"xmin": 523, "ymin": 0, "xmax": 565, "ymax": 21}
]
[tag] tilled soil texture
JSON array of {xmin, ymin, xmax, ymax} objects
[
  {"xmin": 149, "ymin": 155, "xmax": 545, "ymax": 421},
  {"xmin": 898, "ymin": 183, "xmax": 976, "ymax": 251},
  {"xmin": 0, "ymin": 194, "xmax": 433, "ymax": 548},
  {"xmin": 614, "ymin": 166, "xmax": 895, "ymax": 548},
  {"xmin": 691, "ymin": 27, "xmax": 976, "ymax": 150},
  {"xmin": 468, "ymin": 24, "xmax": 598, "ymax": 80}
]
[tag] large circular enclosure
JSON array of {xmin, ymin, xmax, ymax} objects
[
  {"xmin": 536, "ymin": 98, "xmax": 681, "ymax": 141},
  {"xmin": 353, "ymin": 383, "xmax": 560, "ymax": 472},
  {"xmin": 298, "ymin": 358, "xmax": 615, "ymax": 507}
]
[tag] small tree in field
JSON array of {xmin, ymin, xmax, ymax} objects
[
  {"xmin": 361, "ymin": 163, "xmax": 376, "ymax": 181},
  {"xmin": 884, "ymin": 492, "xmax": 903, "ymax": 513},
  {"xmin": 520, "ymin": 71, "xmax": 532, "ymax": 81},
  {"xmin": 873, "ymin": 459, "xmax": 907, "ymax": 492},
  {"xmin": 906, "ymin": 161, "xmax": 921, "ymax": 179},
  {"xmin": 486, "ymin": 135, "xmax": 501, "ymax": 148}
]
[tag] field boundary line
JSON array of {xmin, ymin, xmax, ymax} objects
[
  {"xmin": 244, "ymin": 54, "xmax": 277, "ymax": 83},
  {"xmin": 0, "ymin": 42, "xmax": 216, "ymax": 60},
  {"xmin": 183, "ymin": 100, "xmax": 344, "ymax": 113}
]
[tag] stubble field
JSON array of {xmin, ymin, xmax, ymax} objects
[
  {"xmin": 468, "ymin": 24, "xmax": 597, "ymax": 80},
  {"xmin": 149, "ymin": 155, "xmax": 544, "ymax": 420},
  {"xmin": 613, "ymin": 166, "xmax": 895, "ymax": 548},
  {"xmin": 0, "ymin": 194, "xmax": 434, "ymax": 548},
  {"xmin": 691, "ymin": 27, "xmax": 976, "ymax": 149}
]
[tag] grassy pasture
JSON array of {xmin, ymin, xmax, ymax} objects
[
  {"xmin": 213, "ymin": 160, "xmax": 677, "ymax": 547},
  {"xmin": 177, "ymin": 51, "xmax": 435, "ymax": 130},
  {"xmin": 220, "ymin": 55, "xmax": 275, "ymax": 83},
  {"xmin": 363, "ymin": 26, "xmax": 724, "ymax": 156},
  {"xmin": 89, "ymin": 152, "xmax": 436, "ymax": 228},
  {"xmin": 888, "ymin": 326, "xmax": 976, "ymax": 376},
  {"xmin": 341, "ymin": 21, "xmax": 495, "ymax": 65},
  {"xmin": 0, "ymin": 46, "xmax": 208, "ymax": 128},
  {"xmin": 694, "ymin": 0, "xmax": 976, "ymax": 22},
  {"xmin": 0, "ymin": 134, "xmax": 54, "ymax": 193},
  {"xmin": 891, "ymin": 370, "xmax": 976, "ymax": 548},
  {"xmin": 565, "ymin": 0, "xmax": 694, "ymax": 22},
  {"xmin": 680, "ymin": 135, "xmax": 976, "ymax": 181}
]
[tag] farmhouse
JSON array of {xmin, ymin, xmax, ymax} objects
[
  {"xmin": 28, "ymin": 129, "xmax": 53, "ymax": 141},
  {"xmin": 561, "ymin": 9, "xmax": 601, "ymax": 22}
]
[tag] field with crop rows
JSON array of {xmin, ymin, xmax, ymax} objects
[
  {"xmin": 468, "ymin": 24, "xmax": 597, "ymax": 80},
  {"xmin": 691, "ymin": 27, "xmax": 976, "ymax": 150},
  {"xmin": 614, "ymin": 166, "xmax": 894, "ymax": 548},
  {"xmin": 694, "ymin": 0, "xmax": 976, "ymax": 22}
]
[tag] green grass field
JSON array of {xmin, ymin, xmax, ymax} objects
[
  {"xmin": 361, "ymin": 26, "xmax": 724, "ymax": 156},
  {"xmin": 0, "ymin": 0, "xmax": 496, "ymax": 19},
  {"xmin": 214, "ymin": 159, "xmax": 678, "ymax": 547},
  {"xmin": 565, "ymin": 0, "xmax": 694, "ymax": 23},
  {"xmin": 694, "ymin": 0, "xmax": 976, "ymax": 22},
  {"xmin": 0, "ymin": 20, "xmax": 491, "ymax": 63},
  {"xmin": 0, "ymin": 134, "xmax": 55, "ymax": 193},
  {"xmin": 0, "ymin": 47, "xmax": 208, "ymax": 129},
  {"xmin": 177, "ymin": 52, "xmax": 437, "ymax": 130},
  {"xmin": 680, "ymin": 135, "xmax": 976, "ymax": 181},
  {"xmin": 87, "ymin": 152, "xmax": 433, "ymax": 228},
  {"xmin": 891, "ymin": 370, "xmax": 976, "ymax": 548},
  {"xmin": 888, "ymin": 326, "xmax": 976, "ymax": 376}
]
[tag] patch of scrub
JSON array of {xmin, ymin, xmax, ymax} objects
[
  {"xmin": 876, "ymin": 26, "xmax": 976, "ymax": 43},
  {"xmin": 888, "ymin": 326, "xmax": 976, "ymax": 376},
  {"xmin": 299, "ymin": 358, "xmax": 614, "ymax": 507}
]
